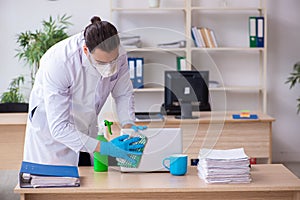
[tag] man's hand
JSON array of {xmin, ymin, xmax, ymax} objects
[{"xmin": 100, "ymin": 135, "xmax": 144, "ymax": 164}]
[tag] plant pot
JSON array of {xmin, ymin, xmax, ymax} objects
[{"xmin": 0, "ymin": 103, "xmax": 29, "ymax": 113}]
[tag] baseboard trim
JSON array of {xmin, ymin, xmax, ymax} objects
[{"xmin": 272, "ymin": 152, "xmax": 300, "ymax": 163}]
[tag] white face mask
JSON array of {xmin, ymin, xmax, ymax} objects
[{"xmin": 88, "ymin": 53, "xmax": 118, "ymax": 78}]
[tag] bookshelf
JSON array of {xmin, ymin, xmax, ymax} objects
[{"xmin": 110, "ymin": 0, "xmax": 267, "ymax": 113}]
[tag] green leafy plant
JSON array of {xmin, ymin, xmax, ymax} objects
[
  {"xmin": 286, "ymin": 61, "xmax": 300, "ymax": 114},
  {"xmin": 0, "ymin": 76, "xmax": 25, "ymax": 103},
  {"xmin": 16, "ymin": 14, "xmax": 72, "ymax": 86}
]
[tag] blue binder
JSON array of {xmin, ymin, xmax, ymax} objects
[
  {"xmin": 135, "ymin": 58, "xmax": 144, "ymax": 88},
  {"xmin": 191, "ymin": 26, "xmax": 200, "ymax": 47},
  {"xmin": 128, "ymin": 57, "xmax": 136, "ymax": 86},
  {"xmin": 256, "ymin": 17, "xmax": 264, "ymax": 47},
  {"xmin": 20, "ymin": 161, "xmax": 79, "ymax": 178},
  {"xmin": 19, "ymin": 161, "xmax": 80, "ymax": 188},
  {"xmin": 128, "ymin": 57, "xmax": 144, "ymax": 88}
]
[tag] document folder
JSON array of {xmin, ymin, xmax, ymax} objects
[
  {"xmin": 256, "ymin": 17, "xmax": 264, "ymax": 47},
  {"xmin": 19, "ymin": 161, "xmax": 80, "ymax": 188},
  {"xmin": 128, "ymin": 57, "xmax": 136, "ymax": 86},
  {"xmin": 191, "ymin": 26, "xmax": 203, "ymax": 47},
  {"xmin": 128, "ymin": 57, "xmax": 144, "ymax": 88},
  {"xmin": 249, "ymin": 16, "xmax": 257, "ymax": 47},
  {"xmin": 176, "ymin": 56, "xmax": 187, "ymax": 71},
  {"xmin": 135, "ymin": 58, "xmax": 144, "ymax": 88}
]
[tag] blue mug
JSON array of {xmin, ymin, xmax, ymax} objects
[{"xmin": 162, "ymin": 154, "xmax": 188, "ymax": 176}]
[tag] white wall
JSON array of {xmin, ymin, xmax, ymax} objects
[
  {"xmin": 0, "ymin": 0, "xmax": 299, "ymax": 162},
  {"xmin": 267, "ymin": 0, "xmax": 300, "ymax": 162},
  {"xmin": 0, "ymin": 0, "xmax": 110, "ymax": 96}
]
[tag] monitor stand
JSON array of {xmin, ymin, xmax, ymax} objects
[{"xmin": 175, "ymin": 101, "xmax": 198, "ymax": 119}]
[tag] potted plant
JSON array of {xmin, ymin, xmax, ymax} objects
[
  {"xmin": 0, "ymin": 15, "xmax": 72, "ymax": 113},
  {"xmin": 16, "ymin": 14, "xmax": 72, "ymax": 87},
  {"xmin": 286, "ymin": 61, "xmax": 300, "ymax": 114},
  {"xmin": 0, "ymin": 76, "xmax": 28, "ymax": 113}
]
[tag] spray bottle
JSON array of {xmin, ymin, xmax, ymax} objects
[{"xmin": 93, "ymin": 120, "xmax": 113, "ymax": 172}]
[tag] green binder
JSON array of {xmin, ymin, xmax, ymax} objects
[
  {"xmin": 249, "ymin": 16, "xmax": 257, "ymax": 47},
  {"xmin": 177, "ymin": 56, "xmax": 186, "ymax": 71}
]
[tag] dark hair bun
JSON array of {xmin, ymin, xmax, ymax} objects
[{"xmin": 91, "ymin": 16, "xmax": 101, "ymax": 24}]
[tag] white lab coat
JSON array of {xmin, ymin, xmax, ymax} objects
[{"xmin": 23, "ymin": 32, "xmax": 135, "ymax": 166}]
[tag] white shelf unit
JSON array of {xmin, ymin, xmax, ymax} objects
[{"xmin": 110, "ymin": 0, "xmax": 267, "ymax": 113}]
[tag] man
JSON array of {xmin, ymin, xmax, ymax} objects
[{"xmin": 23, "ymin": 16, "xmax": 143, "ymax": 166}]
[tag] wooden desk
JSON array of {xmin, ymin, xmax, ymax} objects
[
  {"xmin": 136, "ymin": 111, "xmax": 275, "ymax": 163},
  {"xmin": 14, "ymin": 164, "xmax": 300, "ymax": 200},
  {"xmin": 0, "ymin": 113, "xmax": 27, "ymax": 170},
  {"xmin": 0, "ymin": 111, "xmax": 274, "ymax": 170}
]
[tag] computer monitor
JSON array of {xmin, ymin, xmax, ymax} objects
[{"xmin": 163, "ymin": 70, "xmax": 211, "ymax": 119}]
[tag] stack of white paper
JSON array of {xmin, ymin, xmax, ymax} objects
[
  {"xmin": 30, "ymin": 175, "xmax": 80, "ymax": 188},
  {"xmin": 197, "ymin": 148, "xmax": 251, "ymax": 184}
]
